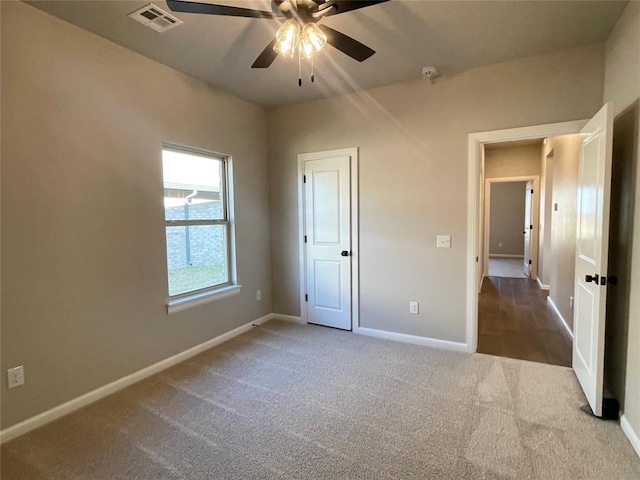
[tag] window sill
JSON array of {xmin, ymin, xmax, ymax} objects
[{"xmin": 167, "ymin": 285, "xmax": 242, "ymax": 315}]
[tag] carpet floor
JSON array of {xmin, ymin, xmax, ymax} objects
[
  {"xmin": 488, "ymin": 258, "xmax": 528, "ymax": 278},
  {"xmin": 2, "ymin": 320, "xmax": 639, "ymax": 479}
]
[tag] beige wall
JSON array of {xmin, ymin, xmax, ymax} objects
[
  {"xmin": 484, "ymin": 144, "xmax": 541, "ymax": 179},
  {"xmin": 547, "ymin": 135, "xmax": 581, "ymax": 328},
  {"xmin": 538, "ymin": 142, "xmax": 554, "ymax": 286},
  {"xmin": 484, "ymin": 144, "xmax": 541, "ymax": 271},
  {"xmin": 268, "ymin": 44, "xmax": 605, "ymax": 342},
  {"xmin": 0, "ymin": 2, "xmax": 272, "ymax": 429},
  {"xmin": 489, "ymin": 182, "xmax": 526, "ymax": 256},
  {"xmin": 603, "ymin": 0, "xmax": 640, "ymax": 445}
]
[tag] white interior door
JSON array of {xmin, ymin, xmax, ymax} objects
[
  {"xmin": 523, "ymin": 181, "xmax": 533, "ymax": 277},
  {"xmin": 303, "ymin": 155, "xmax": 352, "ymax": 330},
  {"xmin": 573, "ymin": 103, "xmax": 613, "ymax": 417}
]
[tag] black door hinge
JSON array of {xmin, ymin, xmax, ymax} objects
[
  {"xmin": 304, "ymin": 235, "xmax": 307, "ymax": 243},
  {"xmin": 530, "ymin": 224, "xmax": 533, "ymax": 230},
  {"xmin": 476, "ymin": 256, "xmax": 479, "ymax": 262},
  {"xmin": 529, "ymin": 259, "xmax": 532, "ymax": 265},
  {"xmin": 531, "ymin": 189, "xmax": 534, "ymax": 194},
  {"xmin": 303, "ymin": 175, "xmax": 306, "ymax": 183},
  {"xmin": 305, "ymin": 294, "xmax": 308, "ymax": 302}
]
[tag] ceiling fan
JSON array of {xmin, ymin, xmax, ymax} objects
[{"xmin": 166, "ymin": 0, "xmax": 390, "ymax": 73}]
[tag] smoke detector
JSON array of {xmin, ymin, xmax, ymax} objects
[
  {"xmin": 128, "ymin": 3, "xmax": 183, "ymax": 33},
  {"xmin": 422, "ymin": 66, "xmax": 440, "ymax": 80}
]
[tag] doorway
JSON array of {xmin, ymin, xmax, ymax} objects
[
  {"xmin": 468, "ymin": 105, "xmax": 616, "ymax": 418},
  {"xmin": 477, "ymin": 141, "xmax": 571, "ymax": 366},
  {"xmin": 298, "ymin": 148, "xmax": 359, "ymax": 330},
  {"xmin": 483, "ymin": 175, "xmax": 540, "ymax": 279}
]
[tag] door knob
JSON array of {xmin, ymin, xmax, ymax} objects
[
  {"xmin": 341, "ymin": 250, "xmax": 351, "ymax": 257},
  {"xmin": 586, "ymin": 274, "xmax": 599, "ymax": 283}
]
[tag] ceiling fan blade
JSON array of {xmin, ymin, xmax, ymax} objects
[
  {"xmin": 166, "ymin": 0, "xmax": 280, "ymax": 19},
  {"xmin": 320, "ymin": 0, "xmax": 390, "ymax": 17},
  {"xmin": 319, "ymin": 25, "xmax": 375, "ymax": 62},
  {"xmin": 251, "ymin": 39, "xmax": 279, "ymax": 68}
]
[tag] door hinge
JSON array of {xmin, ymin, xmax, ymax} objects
[
  {"xmin": 305, "ymin": 294, "xmax": 308, "ymax": 302},
  {"xmin": 303, "ymin": 175, "xmax": 306, "ymax": 183},
  {"xmin": 529, "ymin": 259, "xmax": 532, "ymax": 265},
  {"xmin": 531, "ymin": 189, "xmax": 534, "ymax": 194},
  {"xmin": 304, "ymin": 235, "xmax": 307, "ymax": 243},
  {"xmin": 530, "ymin": 224, "xmax": 533, "ymax": 230},
  {"xmin": 476, "ymin": 256, "xmax": 479, "ymax": 263}
]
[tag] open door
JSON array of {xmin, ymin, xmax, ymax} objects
[
  {"xmin": 523, "ymin": 181, "xmax": 533, "ymax": 277},
  {"xmin": 573, "ymin": 103, "xmax": 614, "ymax": 417}
]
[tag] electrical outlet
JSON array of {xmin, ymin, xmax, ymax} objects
[
  {"xmin": 7, "ymin": 366, "xmax": 25, "ymax": 389},
  {"xmin": 256, "ymin": 290, "xmax": 262, "ymax": 301},
  {"xmin": 409, "ymin": 301, "xmax": 419, "ymax": 314}
]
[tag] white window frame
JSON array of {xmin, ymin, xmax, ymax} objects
[{"xmin": 162, "ymin": 143, "xmax": 240, "ymax": 314}]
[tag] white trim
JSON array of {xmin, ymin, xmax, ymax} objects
[
  {"xmin": 536, "ymin": 277, "xmax": 550, "ymax": 290},
  {"xmin": 272, "ymin": 313, "xmax": 306, "ymax": 325},
  {"xmin": 297, "ymin": 147, "xmax": 359, "ymax": 331},
  {"xmin": 356, "ymin": 327, "xmax": 467, "ymax": 352},
  {"xmin": 0, "ymin": 313, "xmax": 274, "ymax": 444},
  {"xmin": 547, "ymin": 296, "xmax": 574, "ymax": 339},
  {"xmin": 167, "ymin": 284, "xmax": 241, "ymax": 314},
  {"xmin": 489, "ymin": 254, "xmax": 525, "ymax": 258},
  {"xmin": 621, "ymin": 414, "xmax": 640, "ymax": 459},
  {"xmin": 467, "ymin": 120, "xmax": 587, "ymax": 354}
]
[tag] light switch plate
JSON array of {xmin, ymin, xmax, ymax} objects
[{"xmin": 437, "ymin": 235, "xmax": 451, "ymax": 248}]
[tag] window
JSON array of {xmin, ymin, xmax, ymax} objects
[{"xmin": 162, "ymin": 145, "xmax": 238, "ymax": 311}]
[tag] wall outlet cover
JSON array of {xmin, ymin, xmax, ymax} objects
[{"xmin": 7, "ymin": 366, "xmax": 25, "ymax": 389}]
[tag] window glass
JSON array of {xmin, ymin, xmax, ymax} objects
[{"xmin": 162, "ymin": 147, "xmax": 232, "ymax": 297}]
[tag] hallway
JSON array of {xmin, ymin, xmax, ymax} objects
[{"xmin": 477, "ymin": 277, "xmax": 572, "ymax": 367}]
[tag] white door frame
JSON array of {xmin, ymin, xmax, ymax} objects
[
  {"xmin": 466, "ymin": 120, "xmax": 586, "ymax": 353},
  {"xmin": 298, "ymin": 147, "xmax": 360, "ymax": 330},
  {"xmin": 484, "ymin": 176, "xmax": 540, "ymax": 279}
]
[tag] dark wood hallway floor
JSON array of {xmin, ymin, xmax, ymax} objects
[{"xmin": 477, "ymin": 277, "xmax": 572, "ymax": 367}]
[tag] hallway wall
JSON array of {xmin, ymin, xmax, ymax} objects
[
  {"xmin": 489, "ymin": 182, "xmax": 526, "ymax": 256},
  {"xmin": 547, "ymin": 135, "xmax": 581, "ymax": 329}
]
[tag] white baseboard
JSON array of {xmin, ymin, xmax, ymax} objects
[
  {"xmin": 0, "ymin": 313, "xmax": 275, "ymax": 445},
  {"xmin": 546, "ymin": 297, "xmax": 573, "ymax": 339},
  {"xmin": 536, "ymin": 277, "xmax": 550, "ymax": 290},
  {"xmin": 489, "ymin": 254, "xmax": 524, "ymax": 258},
  {"xmin": 621, "ymin": 414, "xmax": 640, "ymax": 459},
  {"xmin": 271, "ymin": 313, "xmax": 306, "ymax": 324},
  {"xmin": 356, "ymin": 327, "xmax": 468, "ymax": 352}
]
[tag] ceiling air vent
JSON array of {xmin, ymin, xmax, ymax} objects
[{"xmin": 128, "ymin": 3, "xmax": 183, "ymax": 33}]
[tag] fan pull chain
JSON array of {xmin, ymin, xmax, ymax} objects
[{"xmin": 298, "ymin": 49, "xmax": 302, "ymax": 87}]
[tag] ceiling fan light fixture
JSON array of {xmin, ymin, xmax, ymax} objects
[
  {"xmin": 274, "ymin": 19, "xmax": 300, "ymax": 58},
  {"xmin": 300, "ymin": 23, "xmax": 327, "ymax": 58}
]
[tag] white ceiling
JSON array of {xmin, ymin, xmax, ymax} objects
[{"xmin": 28, "ymin": 0, "xmax": 628, "ymax": 108}]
